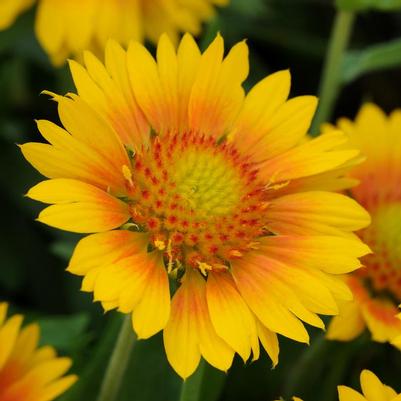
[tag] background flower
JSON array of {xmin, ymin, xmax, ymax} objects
[
  {"xmin": 276, "ymin": 370, "xmax": 401, "ymax": 401},
  {"xmin": 327, "ymin": 104, "xmax": 401, "ymax": 347},
  {"xmin": 0, "ymin": 0, "xmax": 229, "ymax": 65},
  {"xmin": 338, "ymin": 370, "xmax": 401, "ymax": 401},
  {"xmin": 0, "ymin": 303, "xmax": 77, "ymax": 401}
]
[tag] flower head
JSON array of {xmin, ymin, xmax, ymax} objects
[
  {"xmin": 338, "ymin": 370, "xmax": 400, "ymax": 401},
  {"xmin": 277, "ymin": 370, "xmax": 400, "ymax": 401},
  {"xmin": 0, "ymin": 0, "xmax": 228, "ymax": 65},
  {"xmin": 21, "ymin": 34, "xmax": 370, "ymax": 378},
  {"xmin": 327, "ymin": 104, "xmax": 401, "ymax": 346},
  {"xmin": 0, "ymin": 303, "xmax": 77, "ymax": 401}
]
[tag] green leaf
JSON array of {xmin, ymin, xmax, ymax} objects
[
  {"xmin": 37, "ymin": 313, "xmax": 90, "ymax": 352},
  {"xmin": 50, "ymin": 239, "xmax": 76, "ymax": 261},
  {"xmin": 342, "ymin": 37, "xmax": 401, "ymax": 83},
  {"xmin": 336, "ymin": 0, "xmax": 401, "ymax": 11},
  {"xmin": 58, "ymin": 314, "xmax": 122, "ymax": 401},
  {"xmin": 119, "ymin": 333, "xmax": 181, "ymax": 401},
  {"xmin": 230, "ymin": 0, "xmax": 267, "ymax": 17}
]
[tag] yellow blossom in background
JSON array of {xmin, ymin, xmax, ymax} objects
[
  {"xmin": 0, "ymin": 303, "xmax": 77, "ymax": 401},
  {"xmin": 277, "ymin": 370, "xmax": 400, "ymax": 401},
  {"xmin": 338, "ymin": 370, "xmax": 401, "ymax": 401},
  {"xmin": 0, "ymin": 0, "xmax": 34, "ymax": 30},
  {"xmin": 0, "ymin": 0, "xmax": 229, "ymax": 65},
  {"xmin": 21, "ymin": 33, "xmax": 371, "ymax": 379},
  {"xmin": 327, "ymin": 104, "xmax": 401, "ymax": 347}
]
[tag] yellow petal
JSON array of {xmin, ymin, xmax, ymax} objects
[
  {"xmin": 55, "ymin": 95, "xmax": 129, "ymax": 172},
  {"xmin": 338, "ymin": 386, "xmax": 367, "ymax": 401},
  {"xmin": 360, "ymin": 297, "xmax": 401, "ymax": 343},
  {"xmin": 232, "ymin": 257, "xmax": 309, "ymax": 343},
  {"xmin": 0, "ymin": 302, "xmax": 8, "ymax": 326},
  {"xmin": 206, "ymin": 271, "xmax": 257, "ymax": 362},
  {"xmin": 35, "ymin": 0, "xmax": 65, "ymax": 56},
  {"xmin": 258, "ymin": 235, "xmax": 370, "ymax": 274},
  {"xmin": 266, "ymin": 191, "xmax": 371, "ymax": 237},
  {"xmin": 127, "ymin": 41, "xmax": 167, "ymax": 134},
  {"xmin": 188, "ymin": 35, "xmax": 248, "ymax": 138},
  {"xmin": 163, "ymin": 273, "xmax": 201, "ymax": 379},
  {"xmin": 327, "ymin": 300, "xmax": 365, "ymax": 341},
  {"xmin": 176, "ymin": 33, "xmax": 201, "ymax": 132},
  {"xmin": 38, "ymin": 375, "xmax": 78, "ymax": 401},
  {"xmin": 360, "ymin": 370, "xmax": 388, "ymax": 401},
  {"xmin": 0, "ymin": 0, "xmax": 34, "ymax": 30},
  {"xmin": 10, "ymin": 323, "xmax": 40, "ymax": 364},
  {"xmin": 68, "ymin": 230, "xmax": 149, "ymax": 275},
  {"xmin": 0, "ymin": 314, "xmax": 23, "ymax": 369},
  {"xmin": 164, "ymin": 269, "xmax": 234, "ymax": 379},
  {"xmin": 259, "ymin": 129, "xmax": 360, "ymax": 184},
  {"xmin": 156, "ymin": 33, "xmax": 179, "ymax": 132},
  {"xmin": 132, "ymin": 252, "xmax": 170, "ymax": 339},
  {"xmin": 21, "ymin": 119, "xmax": 128, "ymax": 193},
  {"xmin": 256, "ymin": 319, "xmax": 279, "ymax": 367},
  {"xmin": 28, "ymin": 179, "xmax": 129, "ymax": 233},
  {"xmin": 231, "ymin": 70, "xmax": 291, "ymax": 153}
]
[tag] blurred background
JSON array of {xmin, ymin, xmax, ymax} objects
[{"xmin": 1, "ymin": 0, "xmax": 401, "ymax": 400}]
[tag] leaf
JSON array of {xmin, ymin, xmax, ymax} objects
[
  {"xmin": 199, "ymin": 364, "xmax": 227, "ymax": 401},
  {"xmin": 336, "ymin": 0, "xmax": 401, "ymax": 11},
  {"xmin": 119, "ymin": 333, "xmax": 181, "ymax": 401},
  {"xmin": 37, "ymin": 313, "xmax": 90, "ymax": 352},
  {"xmin": 230, "ymin": 0, "xmax": 267, "ymax": 16},
  {"xmin": 50, "ymin": 239, "xmax": 77, "ymax": 261},
  {"xmin": 342, "ymin": 38, "xmax": 401, "ymax": 83},
  {"xmin": 58, "ymin": 314, "xmax": 122, "ymax": 401}
]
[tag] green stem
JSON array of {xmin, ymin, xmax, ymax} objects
[
  {"xmin": 284, "ymin": 334, "xmax": 329, "ymax": 398},
  {"xmin": 96, "ymin": 315, "xmax": 136, "ymax": 401},
  {"xmin": 311, "ymin": 9, "xmax": 356, "ymax": 134},
  {"xmin": 179, "ymin": 360, "xmax": 207, "ymax": 401}
]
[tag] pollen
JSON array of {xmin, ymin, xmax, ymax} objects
[
  {"xmin": 154, "ymin": 240, "xmax": 166, "ymax": 251},
  {"xmin": 125, "ymin": 131, "xmax": 267, "ymax": 274}
]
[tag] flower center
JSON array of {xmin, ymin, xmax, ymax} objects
[
  {"xmin": 172, "ymin": 148, "xmax": 242, "ymax": 218},
  {"xmin": 356, "ymin": 203, "xmax": 401, "ymax": 301},
  {"xmin": 124, "ymin": 132, "xmax": 267, "ymax": 274}
]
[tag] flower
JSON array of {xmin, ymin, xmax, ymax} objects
[
  {"xmin": 21, "ymin": 34, "xmax": 370, "ymax": 379},
  {"xmin": 0, "ymin": 0, "xmax": 33, "ymax": 30},
  {"xmin": 0, "ymin": 302, "xmax": 77, "ymax": 401},
  {"xmin": 327, "ymin": 104, "xmax": 401, "ymax": 346},
  {"xmin": 338, "ymin": 370, "xmax": 400, "ymax": 401},
  {"xmin": 0, "ymin": 0, "xmax": 229, "ymax": 65},
  {"xmin": 276, "ymin": 370, "xmax": 400, "ymax": 401}
]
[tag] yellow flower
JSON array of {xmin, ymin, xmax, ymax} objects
[
  {"xmin": 0, "ymin": 0, "xmax": 229, "ymax": 65},
  {"xmin": 327, "ymin": 104, "xmax": 401, "ymax": 346},
  {"xmin": 21, "ymin": 34, "xmax": 370, "ymax": 379},
  {"xmin": 338, "ymin": 370, "xmax": 400, "ymax": 401},
  {"xmin": 0, "ymin": 303, "xmax": 77, "ymax": 401},
  {"xmin": 0, "ymin": 0, "xmax": 34, "ymax": 30},
  {"xmin": 278, "ymin": 370, "xmax": 400, "ymax": 401}
]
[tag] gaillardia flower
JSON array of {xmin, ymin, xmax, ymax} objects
[
  {"xmin": 338, "ymin": 370, "xmax": 400, "ymax": 401},
  {"xmin": 327, "ymin": 104, "xmax": 401, "ymax": 346},
  {"xmin": 0, "ymin": 0, "xmax": 228, "ymax": 65},
  {"xmin": 278, "ymin": 370, "xmax": 400, "ymax": 401},
  {"xmin": 21, "ymin": 34, "xmax": 370, "ymax": 378},
  {"xmin": 0, "ymin": 303, "xmax": 77, "ymax": 401}
]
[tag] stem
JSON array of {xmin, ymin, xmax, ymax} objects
[
  {"xmin": 311, "ymin": 9, "xmax": 355, "ymax": 134},
  {"xmin": 96, "ymin": 314, "xmax": 136, "ymax": 401},
  {"xmin": 285, "ymin": 334, "xmax": 328, "ymax": 398},
  {"xmin": 179, "ymin": 359, "xmax": 207, "ymax": 401}
]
